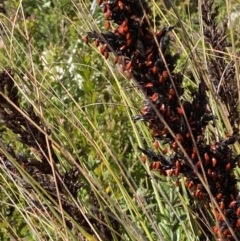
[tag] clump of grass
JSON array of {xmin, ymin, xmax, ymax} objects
[{"xmin": 0, "ymin": 0, "xmax": 239, "ymax": 241}]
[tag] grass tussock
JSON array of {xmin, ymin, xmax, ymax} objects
[{"xmin": 0, "ymin": 0, "xmax": 239, "ymax": 241}]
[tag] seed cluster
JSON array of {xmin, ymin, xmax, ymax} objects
[
  {"xmin": 0, "ymin": 69, "xmax": 58, "ymax": 174},
  {"xmin": 202, "ymin": 0, "xmax": 239, "ymax": 129},
  {"xmin": 86, "ymin": 0, "xmax": 240, "ymax": 240},
  {"xmin": 0, "ymin": 69, "xmax": 119, "ymax": 241}
]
